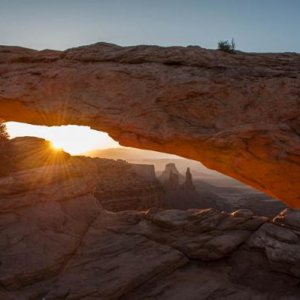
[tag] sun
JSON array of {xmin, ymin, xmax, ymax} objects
[
  {"xmin": 50, "ymin": 141, "xmax": 63, "ymax": 152},
  {"xmin": 49, "ymin": 137, "xmax": 93, "ymax": 154},
  {"xmin": 6, "ymin": 123, "xmax": 120, "ymax": 155}
]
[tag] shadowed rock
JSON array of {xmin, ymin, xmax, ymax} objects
[
  {"xmin": 183, "ymin": 167, "xmax": 195, "ymax": 190},
  {"xmin": 0, "ymin": 138, "xmax": 300, "ymax": 299}
]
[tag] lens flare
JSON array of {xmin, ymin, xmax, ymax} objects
[{"xmin": 6, "ymin": 122, "xmax": 120, "ymax": 155}]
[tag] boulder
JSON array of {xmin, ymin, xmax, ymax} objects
[
  {"xmin": 273, "ymin": 208, "xmax": 300, "ymax": 229},
  {"xmin": 133, "ymin": 208, "xmax": 267, "ymax": 260},
  {"xmin": 248, "ymin": 210, "xmax": 300, "ymax": 278}
]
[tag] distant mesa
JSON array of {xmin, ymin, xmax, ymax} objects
[
  {"xmin": 165, "ymin": 169, "xmax": 180, "ymax": 190},
  {"xmin": 182, "ymin": 167, "xmax": 195, "ymax": 190},
  {"xmin": 159, "ymin": 163, "xmax": 195, "ymax": 191},
  {"xmin": 159, "ymin": 163, "xmax": 184, "ymax": 184},
  {"xmin": 85, "ymin": 147, "xmax": 178, "ymax": 161}
]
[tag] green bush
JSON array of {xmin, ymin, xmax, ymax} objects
[{"xmin": 218, "ymin": 38, "xmax": 236, "ymax": 53}]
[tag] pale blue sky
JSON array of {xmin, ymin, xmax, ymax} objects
[{"xmin": 0, "ymin": 0, "xmax": 299, "ymax": 52}]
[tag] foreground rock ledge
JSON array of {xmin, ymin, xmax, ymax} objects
[
  {"xmin": 0, "ymin": 43, "xmax": 300, "ymax": 207},
  {"xmin": 1, "ymin": 138, "xmax": 300, "ymax": 299}
]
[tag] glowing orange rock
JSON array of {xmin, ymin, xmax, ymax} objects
[{"xmin": 0, "ymin": 43, "xmax": 299, "ymax": 207}]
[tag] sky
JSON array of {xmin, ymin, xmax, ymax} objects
[
  {"xmin": 6, "ymin": 122, "xmax": 119, "ymax": 155},
  {"xmin": 2, "ymin": 0, "xmax": 300, "ymax": 154},
  {"xmin": 1, "ymin": 0, "xmax": 300, "ymax": 52}
]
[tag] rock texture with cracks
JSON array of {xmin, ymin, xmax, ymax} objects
[
  {"xmin": 0, "ymin": 43, "xmax": 300, "ymax": 207},
  {"xmin": 1, "ymin": 137, "xmax": 300, "ymax": 299}
]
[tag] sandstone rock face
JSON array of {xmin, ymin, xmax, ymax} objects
[
  {"xmin": 2, "ymin": 188, "xmax": 300, "ymax": 299},
  {"xmin": 129, "ymin": 163, "xmax": 157, "ymax": 181},
  {"xmin": 1, "ymin": 138, "xmax": 300, "ymax": 299},
  {"xmin": 159, "ymin": 163, "xmax": 184, "ymax": 184},
  {"xmin": 94, "ymin": 160, "xmax": 164, "ymax": 211},
  {"xmin": 0, "ymin": 141, "xmax": 99, "ymax": 211},
  {"xmin": 248, "ymin": 208, "xmax": 300, "ymax": 277},
  {"xmin": 135, "ymin": 208, "xmax": 267, "ymax": 261},
  {"xmin": 0, "ymin": 137, "xmax": 70, "ymax": 176},
  {"xmin": 0, "ymin": 137, "xmax": 164, "ymax": 212},
  {"xmin": 273, "ymin": 208, "xmax": 300, "ymax": 230},
  {"xmin": 0, "ymin": 43, "xmax": 299, "ymax": 207}
]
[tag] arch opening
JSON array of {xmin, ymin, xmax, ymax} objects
[
  {"xmin": 0, "ymin": 43, "xmax": 299, "ymax": 208},
  {"xmin": 2, "ymin": 121, "xmax": 286, "ymax": 217},
  {"xmin": 6, "ymin": 122, "xmax": 119, "ymax": 155}
]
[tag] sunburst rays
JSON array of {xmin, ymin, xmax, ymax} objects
[{"xmin": 6, "ymin": 122, "xmax": 119, "ymax": 155}]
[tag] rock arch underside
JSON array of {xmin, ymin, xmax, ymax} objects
[{"xmin": 0, "ymin": 43, "xmax": 299, "ymax": 208}]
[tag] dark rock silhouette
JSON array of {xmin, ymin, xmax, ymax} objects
[
  {"xmin": 94, "ymin": 162, "xmax": 164, "ymax": 211},
  {"xmin": 167, "ymin": 170, "xmax": 180, "ymax": 189},
  {"xmin": 159, "ymin": 163, "xmax": 184, "ymax": 184},
  {"xmin": 182, "ymin": 167, "xmax": 195, "ymax": 190},
  {"xmin": 160, "ymin": 163, "xmax": 228, "ymax": 211},
  {"xmin": 160, "ymin": 164, "xmax": 195, "ymax": 191},
  {"xmin": 160, "ymin": 163, "xmax": 196, "ymax": 191}
]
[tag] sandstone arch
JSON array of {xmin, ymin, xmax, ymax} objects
[{"xmin": 0, "ymin": 43, "xmax": 299, "ymax": 207}]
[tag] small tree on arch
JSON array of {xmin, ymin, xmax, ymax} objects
[{"xmin": 0, "ymin": 120, "xmax": 9, "ymax": 141}]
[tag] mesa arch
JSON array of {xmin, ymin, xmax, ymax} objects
[{"xmin": 0, "ymin": 43, "xmax": 300, "ymax": 208}]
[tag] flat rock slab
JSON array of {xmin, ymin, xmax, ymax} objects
[
  {"xmin": 126, "ymin": 259, "xmax": 300, "ymax": 300},
  {"xmin": 46, "ymin": 229, "xmax": 187, "ymax": 300}
]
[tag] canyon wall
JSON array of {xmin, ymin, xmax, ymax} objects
[
  {"xmin": 0, "ymin": 137, "xmax": 163, "ymax": 212},
  {"xmin": 0, "ymin": 43, "xmax": 300, "ymax": 207},
  {"xmin": 93, "ymin": 160, "xmax": 164, "ymax": 211}
]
